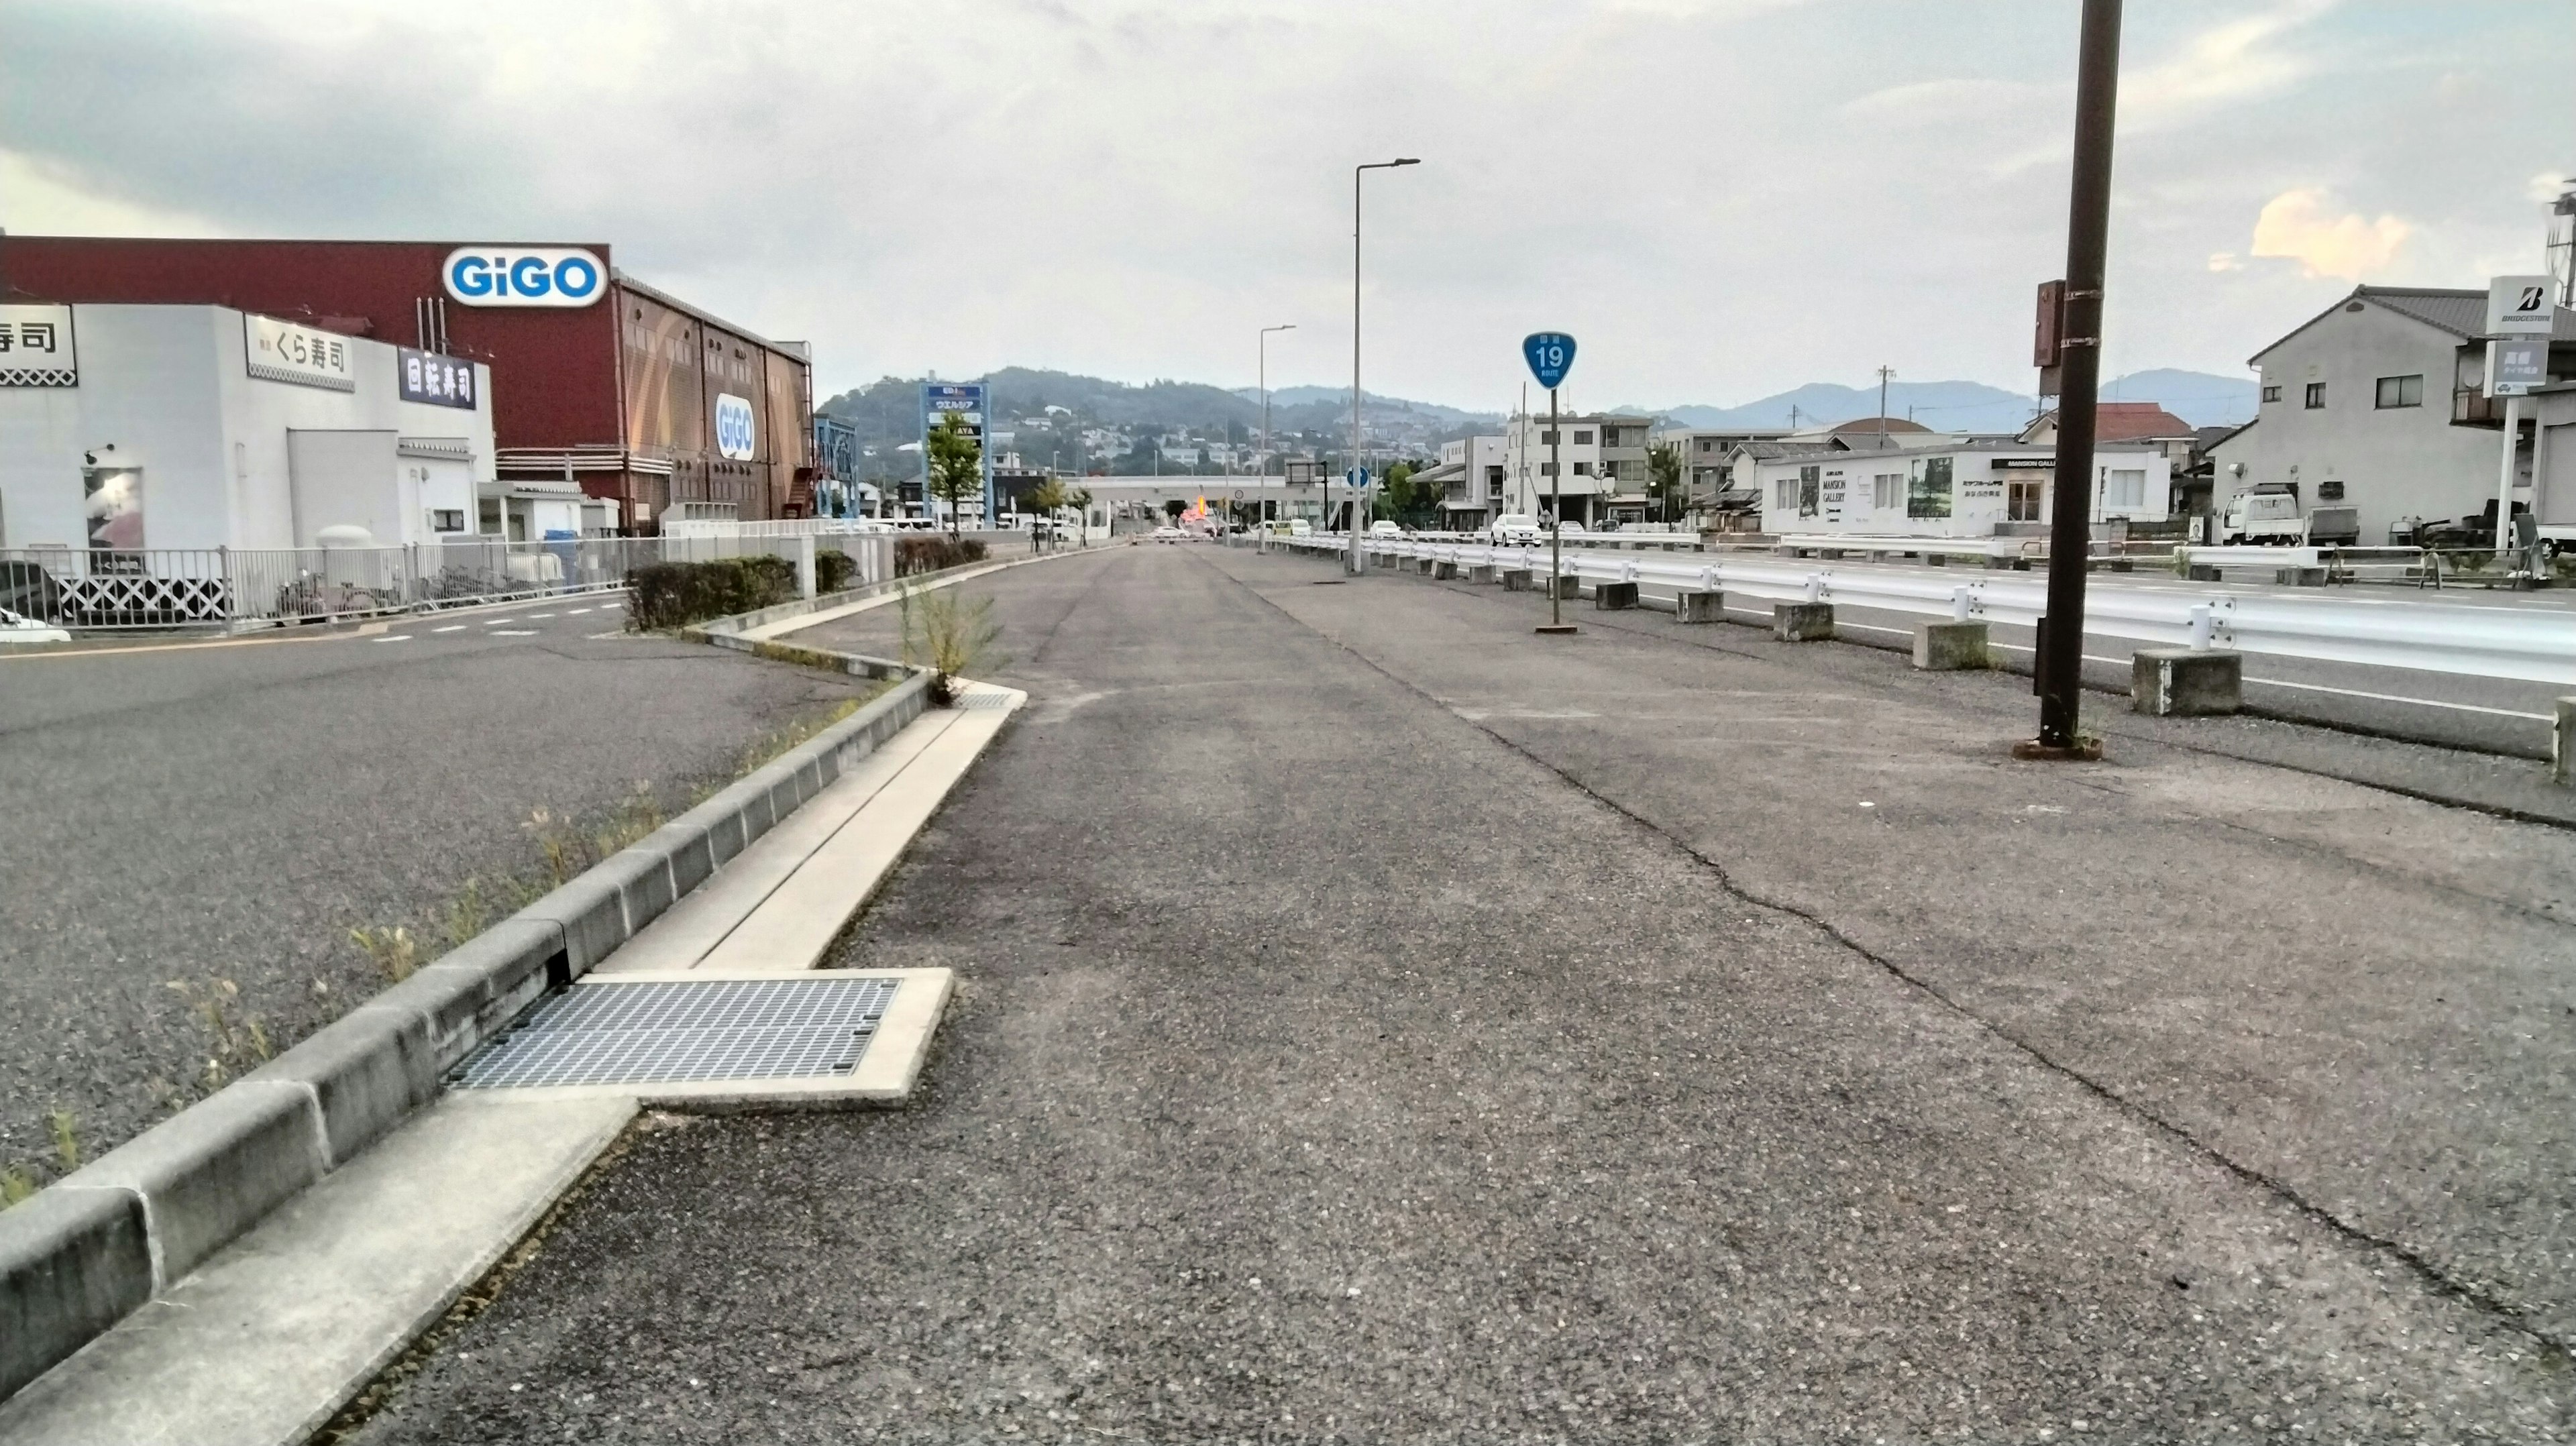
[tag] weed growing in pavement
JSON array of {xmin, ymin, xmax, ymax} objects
[
  {"xmin": 735, "ymin": 696, "xmax": 864, "ymax": 775},
  {"xmin": 0, "ymin": 1166, "xmax": 36, "ymax": 1207},
  {"xmin": 443, "ymin": 878, "xmax": 490, "ymax": 949},
  {"xmin": 348, "ymin": 925, "xmax": 419, "ymax": 983},
  {"xmin": 900, "ymin": 586, "xmax": 1005, "ymax": 705},
  {"xmin": 590, "ymin": 779, "xmax": 664, "ymax": 859},
  {"xmin": 48, "ymin": 1109, "xmax": 79, "ymax": 1172},
  {"xmin": 523, "ymin": 808, "xmax": 583, "ymax": 886}
]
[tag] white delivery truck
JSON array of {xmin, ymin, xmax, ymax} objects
[{"xmin": 2218, "ymin": 486, "xmax": 2306, "ymax": 545}]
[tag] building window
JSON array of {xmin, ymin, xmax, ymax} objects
[
  {"xmin": 1572, "ymin": 461, "xmax": 1592, "ymax": 476},
  {"xmin": 1540, "ymin": 462, "xmax": 1558, "ymax": 476},
  {"xmin": 2374, "ymin": 374, "xmax": 2423, "ymax": 408},
  {"xmin": 2318, "ymin": 479, "xmax": 2345, "ymax": 500},
  {"xmin": 2261, "ymin": 384, "xmax": 2282, "ymax": 403},
  {"xmin": 429, "ymin": 508, "xmax": 465, "ymax": 533},
  {"xmin": 1872, "ymin": 474, "xmax": 1900, "ymax": 510},
  {"xmin": 1539, "ymin": 430, "xmax": 1559, "ymax": 444},
  {"xmin": 1775, "ymin": 479, "xmax": 1796, "ymax": 510},
  {"xmin": 1573, "ymin": 430, "xmax": 1594, "ymax": 445},
  {"xmin": 2304, "ymin": 382, "xmax": 2325, "ymax": 409},
  {"xmin": 1907, "ymin": 457, "xmax": 1953, "ymax": 519},
  {"xmin": 2099, "ymin": 467, "xmax": 2145, "ymax": 510}
]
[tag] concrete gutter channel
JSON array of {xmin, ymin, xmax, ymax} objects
[{"xmin": 0, "ymin": 606, "xmax": 943, "ymax": 1406}]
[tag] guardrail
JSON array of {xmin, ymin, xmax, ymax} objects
[{"xmin": 1266, "ymin": 533, "xmax": 2576, "ymax": 687}]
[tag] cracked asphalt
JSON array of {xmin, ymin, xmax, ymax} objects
[{"xmin": 348, "ymin": 543, "xmax": 2575, "ymax": 1443}]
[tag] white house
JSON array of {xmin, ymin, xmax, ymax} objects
[
  {"xmin": 2212, "ymin": 285, "xmax": 2576, "ymax": 544},
  {"xmin": 0, "ymin": 302, "xmax": 496, "ymax": 554},
  {"xmin": 1752, "ymin": 439, "xmax": 2170, "ymax": 537},
  {"xmin": 1498, "ymin": 410, "xmax": 1652, "ymax": 526},
  {"xmin": 1434, "ymin": 434, "xmax": 1508, "ymax": 530}
]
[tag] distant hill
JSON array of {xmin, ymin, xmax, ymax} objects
[{"xmin": 1627, "ymin": 370, "xmax": 2258, "ymax": 435}]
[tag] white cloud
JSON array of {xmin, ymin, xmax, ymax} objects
[
  {"xmin": 0, "ymin": 150, "xmax": 223, "ymax": 237},
  {"xmin": 2123, "ymin": 0, "xmax": 2338, "ymax": 128},
  {"xmin": 2247, "ymin": 187, "xmax": 2411, "ymax": 281}
]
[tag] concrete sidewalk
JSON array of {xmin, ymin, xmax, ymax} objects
[{"xmin": 343, "ymin": 545, "xmax": 2572, "ymax": 1443}]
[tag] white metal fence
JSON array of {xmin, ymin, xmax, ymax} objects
[
  {"xmin": 0, "ymin": 530, "xmax": 898, "ymax": 632},
  {"xmin": 1268, "ymin": 534, "xmax": 2576, "ymax": 688}
]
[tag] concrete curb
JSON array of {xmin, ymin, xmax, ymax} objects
[{"xmin": 0, "ymin": 653, "xmax": 933, "ymax": 1405}]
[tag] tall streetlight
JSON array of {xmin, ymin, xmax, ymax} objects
[
  {"xmin": 1348, "ymin": 157, "xmax": 1420, "ymax": 575},
  {"xmin": 1260, "ymin": 323, "xmax": 1295, "ymax": 523},
  {"xmin": 2024, "ymin": 0, "xmax": 2121, "ymax": 759}
]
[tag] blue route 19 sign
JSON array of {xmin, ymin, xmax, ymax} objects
[{"xmin": 1522, "ymin": 332, "xmax": 1576, "ymax": 389}]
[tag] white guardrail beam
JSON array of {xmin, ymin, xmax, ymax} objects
[{"xmin": 1263, "ymin": 534, "xmax": 2576, "ymax": 687}]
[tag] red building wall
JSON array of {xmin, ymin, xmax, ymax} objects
[{"xmin": 0, "ymin": 237, "xmax": 623, "ymax": 453}]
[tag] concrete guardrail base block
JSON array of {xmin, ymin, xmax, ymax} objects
[
  {"xmin": 1595, "ymin": 581, "xmax": 1639, "ymax": 610},
  {"xmin": 53, "ymin": 1082, "xmax": 328, "ymax": 1288},
  {"xmin": 2555, "ymin": 698, "xmax": 2576, "ymax": 786},
  {"xmin": 2275, "ymin": 566, "xmax": 2326, "ymax": 587},
  {"xmin": 1912, "ymin": 620, "xmax": 1990, "ymax": 670},
  {"xmin": 1676, "ymin": 590, "xmax": 1723, "ymax": 624},
  {"xmin": 1774, "ymin": 602, "xmax": 1834, "ymax": 641},
  {"xmin": 1503, "ymin": 569, "xmax": 1533, "ymax": 591},
  {"xmin": 1433, "ymin": 561, "xmax": 1460, "ymax": 580},
  {"xmin": 2133, "ymin": 648, "xmax": 2243, "ymax": 716},
  {"xmin": 1984, "ymin": 555, "xmax": 2015, "ymax": 571},
  {"xmin": 2187, "ymin": 563, "xmax": 2222, "ymax": 582},
  {"xmin": 1925, "ymin": 553, "xmax": 1947, "ymax": 567},
  {"xmin": 1548, "ymin": 575, "xmax": 1580, "ymax": 600},
  {"xmin": 1415, "ymin": 557, "xmax": 1436, "ymax": 575},
  {"xmin": 1468, "ymin": 565, "xmax": 1496, "ymax": 584}
]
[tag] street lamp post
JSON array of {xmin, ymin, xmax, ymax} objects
[
  {"xmin": 1260, "ymin": 323, "xmax": 1294, "ymax": 524},
  {"xmin": 1349, "ymin": 158, "xmax": 1420, "ymax": 574}
]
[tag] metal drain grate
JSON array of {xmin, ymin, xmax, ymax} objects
[{"xmin": 453, "ymin": 977, "xmax": 902, "ymax": 1089}]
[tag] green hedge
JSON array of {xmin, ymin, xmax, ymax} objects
[
  {"xmin": 896, "ymin": 535, "xmax": 988, "ymax": 576},
  {"xmin": 627, "ymin": 556, "xmax": 798, "ymax": 630},
  {"xmin": 816, "ymin": 550, "xmax": 858, "ymax": 594}
]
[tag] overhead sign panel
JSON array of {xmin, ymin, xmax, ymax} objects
[
  {"xmin": 2487, "ymin": 275, "xmax": 2555, "ymax": 336},
  {"xmin": 1522, "ymin": 332, "xmax": 1576, "ymax": 390},
  {"xmin": 443, "ymin": 246, "xmax": 607, "ymax": 308}
]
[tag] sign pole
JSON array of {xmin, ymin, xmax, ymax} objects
[
  {"xmin": 2498, "ymin": 390, "xmax": 2523, "ymax": 568},
  {"xmin": 1549, "ymin": 386, "xmax": 1564, "ymax": 629},
  {"xmin": 2025, "ymin": 0, "xmax": 2121, "ymax": 759}
]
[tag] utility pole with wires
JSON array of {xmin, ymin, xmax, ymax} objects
[{"xmin": 1876, "ymin": 366, "xmax": 1894, "ymax": 443}]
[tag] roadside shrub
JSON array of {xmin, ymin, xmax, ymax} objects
[
  {"xmin": 896, "ymin": 535, "xmax": 989, "ymax": 576},
  {"xmin": 816, "ymin": 550, "xmax": 859, "ymax": 594},
  {"xmin": 627, "ymin": 556, "xmax": 798, "ymax": 630}
]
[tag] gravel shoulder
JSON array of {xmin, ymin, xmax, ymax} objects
[{"xmin": 345, "ymin": 545, "xmax": 2571, "ymax": 1444}]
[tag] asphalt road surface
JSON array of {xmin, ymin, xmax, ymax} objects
[
  {"xmin": 0, "ymin": 598, "xmax": 873, "ymax": 1172},
  {"xmin": 350, "ymin": 543, "xmax": 2573, "ymax": 1443}
]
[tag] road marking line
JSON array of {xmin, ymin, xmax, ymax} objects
[
  {"xmin": 528, "ymin": 613, "xmax": 555, "ymax": 619},
  {"xmin": 2241, "ymin": 675, "xmax": 2553, "ymax": 720},
  {"xmin": 431, "ymin": 624, "xmax": 466, "ymax": 633},
  {"xmin": 490, "ymin": 629, "xmax": 538, "ymax": 636},
  {"xmin": 568, "ymin": 608, "xmax": 592, "ymax": 615},
  {"xmin": 374, "ymin": 635, "xmax": 412, "ymax": 643},
  {"xmin": 483, "ymin": 618, "xmax": 518, "ymax": 625},
  {"xmin": 599, "ymin": 601, "xmax": 623, "ymax": 610}
]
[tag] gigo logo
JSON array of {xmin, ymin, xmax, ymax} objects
[
  {"xmin": 715, "ymin": 393, "xmax": 757, "ymax": 461},
  {"xmin": 441, "ymin": 247, "xmax": 606, "ymax": 309}
]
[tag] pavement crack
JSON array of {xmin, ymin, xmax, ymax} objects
[{"xmin": 1210, "ymin": 548, "xmax": 2576, "ymax": 1369}]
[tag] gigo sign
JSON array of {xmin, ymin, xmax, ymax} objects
[
  {"xmin": 715, "ymin": 392, "xmax": 757, "ymax": 461},
  {"xmin": 442, "ymin": 246, "xmax": 606, "ymax": 308}
]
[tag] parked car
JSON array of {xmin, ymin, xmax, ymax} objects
[
  {"xmin": 1488, "ymin": 513, "xmax": 1541, "ymax": 545},
  {"xmin": 1288, "ymin": 519, "xmax": 1313, "ymax": 537},
  {"xmin": 1368, "ymin": 519, "xmax": 1405, "ymax": 539},
  {"xmin": 1150, "ymin": 525, "xmax": 1185, "ymax": 543}
]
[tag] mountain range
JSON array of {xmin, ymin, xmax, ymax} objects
[{"xmin": 817, "ymin": 366, "xmax": 2258, "ymax": 467}]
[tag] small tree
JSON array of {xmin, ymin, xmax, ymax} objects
[
  {"xmin": 1066, "ymin": 485, "xmax": 1095, "ymax": 544},
  {"xmin": 1021, "ymin": 477, "xmax": 1069, "ymax": 549},
  {"xmin": 925, "ymin": 411, "xmax": 983, "ymax": 537},
  {"xmin": 1648, "ymin": 443, "xmax": 1683, "ymax": 525}
]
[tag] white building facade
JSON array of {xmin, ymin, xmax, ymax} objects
[
  {"xmin": 1498, "ymin": 411, "xmax": 1651, "ymax": 526},
  {"xmin": 0, "ymin": 303, "xmax": 496, "ymax": 554},
  {"xmin": 2212, "ymin": 286, "xmax": 2576, "ymax": 544},
  {"xmin": 1752, "ymin": 441, "xmax": 2170, "ymax": 537}
]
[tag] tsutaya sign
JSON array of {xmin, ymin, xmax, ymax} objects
[{"xmin": 442, "ymin": 246, "xmax": 607, "ymax": 308}]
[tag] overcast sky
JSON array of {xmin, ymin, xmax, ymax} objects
[{"xmin": 3, "ymin": 1, "xmax": 2567, "ymax": 412}]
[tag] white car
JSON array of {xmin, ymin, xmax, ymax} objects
[
  {"xmin": 1150, "ymin": 525, "xmax": 1185, "ymax": 543},
  {"xmin": 1489, "ymin": 513, "xmax": 1541, "ymax": 545},
  {"xmin": 1368, "ymin": 520, "xmax": 1405, "ymax": 539},
  {"xmin": 1287, "ymin": 519, "xmax": 1313, "ymax": 537}
]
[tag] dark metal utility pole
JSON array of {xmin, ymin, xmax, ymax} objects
[{"xmin": 2029, "ymin": 0, "xmax": 2122, "ymax": 755}]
